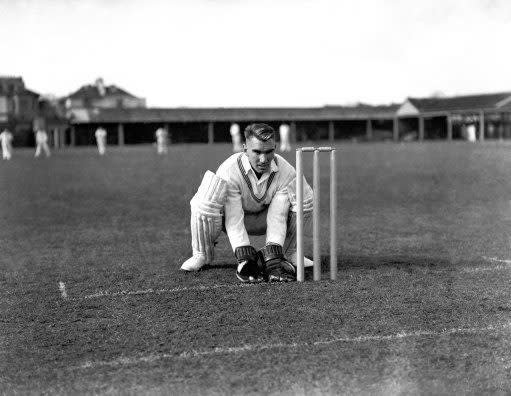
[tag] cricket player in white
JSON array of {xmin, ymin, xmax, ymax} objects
[
  {"xmin": 155, "ymin": 127, "xmax": 168, "ymax": 154},
  {"xmin": 95, "ymin": 127, "xmax": 107, "ymax": 155},
  {"xmin": 230, "ymin": 123, "xmax": 243, "ymax": 152},
  {"xmin": 466, "ymin": 124, "xmax": 477, "ymax": 142},
  {"xmin": 279, "ymin": 123, "xmax": 292, "ymax": 152},
  {"xmin": 0, "ymin": 128, "xmax": 13, "ymax": 160},
  {"xmin": 34, "ymin": 129, "xmax": 51, "ymax": 157},
  {"xmin": 181, "ymin": 123, "xmax": 314, "ymax": 283}
]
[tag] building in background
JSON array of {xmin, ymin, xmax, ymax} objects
[
  {"xmin": 68, "ymin": 91, "xmax": 511, "ymax": 146},
  {"xmin": 37, "ymin": 95, "xmax": 70, "ymax": 149},
  {"xmin": 63, "ymin": 78, "xmax": 146, "ymax": 146},
  {"xmin": 0, "ymin": 76, "xmax": 40, "ymax": 146},
  {"xmin": 64, "ymin": 78, "xmax": 146, "ymax": 112},
  {"xmin": 67, "ymin": 104, "xmax": 399, "ymax": 147},
  {"xmin": 396, "ymin": 92, "xmax": 511, "ymax": 141},
  {"xmin": 3, "ymin": 75, "xmax": 511, "ymax": 147}
]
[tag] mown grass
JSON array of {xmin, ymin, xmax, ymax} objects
[{"xmin": 1, "ymin": 142, "xmax": 511, "ymax": 395}]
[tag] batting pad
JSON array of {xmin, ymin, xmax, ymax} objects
[
  {"xmin": 283, "ymin": 211, "xmax": 313, "ymax": 255},
  {"xmin": 286, "ymin": 176, "xmax": 314, "ymax": 213},
  {"xmin": 189, "ymin": 171, "xmax": 228, "ymax": 263}
]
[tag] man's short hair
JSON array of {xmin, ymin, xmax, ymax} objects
[{"xmin": 244, "ymin": 123, "xmax": 275, "ymax": 142}]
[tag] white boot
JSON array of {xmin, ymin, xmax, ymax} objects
[
  {"xmin": 288, "ymin": 251, "xmax": 314, "ymax": 268},
  {"xmin": 180, "ymin": 254, "xmax": 208, "ymax": 271}
]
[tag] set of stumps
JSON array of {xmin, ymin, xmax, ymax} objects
[{"xmin": 295, "ymin": 147, "xmax": 337, "ymax": 282}]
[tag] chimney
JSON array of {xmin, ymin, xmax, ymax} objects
[{"xmin": 95, "ymin": 78, "xmax": 106, "ymax": 96}]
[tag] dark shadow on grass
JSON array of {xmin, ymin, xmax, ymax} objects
[
  {"xmin": 323, "ymin": 253, "xmax": 463, "ymax": 273},
  {"xmin": 202, "ymin": 262, "xmax": 237, "ymax": 270},
  {"xmin": 193, "ymin": 254, "xmax": 464, "ymax": 279}
]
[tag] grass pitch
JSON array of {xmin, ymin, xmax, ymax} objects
[{"xmin": 1, "ymin": 142, "xmax": 511, "ymax": 394}]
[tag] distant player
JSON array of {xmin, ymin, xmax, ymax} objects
[
  {"xmin": 181, "ymin": 123, "xmax": 314, "ymax": 283},
  {"xmin": 155, "ymin": 127, "xmax": 168, "ymax": 154},
  {"xmin": 466, "ymin": 124, "xmax": 476, "ymax": 142},
  {"xmin": 279, "ymin": 123, "xmax": 291, "ymax": 152},
  {"xmin": 34, "ymin": 129, "xmax": 51, "ymax": 158},
  {"xmin": 95, "ymin": 127, "xmax": 107, "ymax": 155},
  {"xmin": 230, "ymin": 123, "xmax": 243, "ymax": 152},
  {"xmin": 0, "ymin": 128, "xmax": 13, "ymax": 160}
]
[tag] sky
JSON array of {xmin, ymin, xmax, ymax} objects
[{"xmin": 1, "ymin": 0, "xmax": 510, "ymax": 108}]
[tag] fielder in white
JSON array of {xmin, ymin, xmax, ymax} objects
[
  {"xmin": 0, "ymin": 128, "xmax": 13, "ymax": 160},
  {"xmin": 155, "ymin": 127, "xmax": 168, "ymax": 154},
  {"xmin": 181, "ymin": 123, "xmax": 314, "ymax": 283},
  {"xmin": 230, "ymin": 123, "xmax": 243, "ymax": 152},
  {"xmin": 34, "ymin": 129, "xmax": 51, "ymax": 158},
  {"xmin": 466, "ymin": 124, "xmax": 477, "ymax": 142},
  {"xmin": 279, "ymin": 123, "xmax": 292, "ymax": 152},
  {"xmin": 95, "ymin": 127, "xmax": 107, "ymax": 155}
]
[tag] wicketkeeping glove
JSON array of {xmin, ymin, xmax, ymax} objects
[
  {"xmin": 234, "ymin": 245, "xmax": 264, "ymax": 283},
  {"xmin": 259, "ymin": 244, "xmax": 296, "ymax": 282}
]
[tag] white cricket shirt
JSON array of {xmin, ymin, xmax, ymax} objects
[
  {"xmin": 35, "ymin": 130, "xmax": 48, "ymax": 143},
  {"xmin": 216, "ymin": 152, "xmax": 296, "ymax": 250},
  {"xmin": 0, "ymin": 131, "xmax": 13, "ymax": 147}
]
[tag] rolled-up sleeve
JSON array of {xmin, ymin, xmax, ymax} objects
[{"xmin": 265, "ymin": 187, "xmax": 290, "ymax": 246}]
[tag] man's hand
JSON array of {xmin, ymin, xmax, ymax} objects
[
  {"xmin": 235, "ymin": 246, "xmax": 264, "ymax": 283},
  {"xmin": 259, "ymin": 244, "xmax": 296, "ymax": 282}
]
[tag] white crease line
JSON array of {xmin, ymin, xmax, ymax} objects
[
  {"xmin": 463, "ymin": 265, "xmax": 511, "ymax": 273},
  {"xmin": 82, "ymin": 283, "xmax": 262, "ymax": 300},
  {"xmin": 74, "ymin": 257, "xmax": 511, "ymax": 301},
  {"xmin": 58, "ymin": 281, "xmax": 68, "ymax": 299},
  {"xmin": 482, "ymin": 256, "xmax": 511, "ymax": 265},
  {"xmin": 464, "ymin": 256, "xmax": 511, "ymax": 273},
  {"xmin": 76, "ymin": 322, "xmax": 511, "ymax": 370}
]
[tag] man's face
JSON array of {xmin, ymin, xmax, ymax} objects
[{"xmin": 244, "ymin": 136, "xmax": 276, "ymax": 174}]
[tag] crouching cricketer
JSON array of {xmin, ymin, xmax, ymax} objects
[{"xmin": 181, "ymin": 123, "xmax": 314, "ymax": 283}]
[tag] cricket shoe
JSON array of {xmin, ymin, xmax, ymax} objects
[
  {"xmin": 180, "ymin": 254, "xmax": 208, "ymax": 271},
  {"xmin": 288, "ymin": 251, "xmax": 314, "ymax": 268}
]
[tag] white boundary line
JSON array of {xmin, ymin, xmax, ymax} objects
[{"xmin": 77, "ymin": 321, "xmax": 511, "ymax": 370}]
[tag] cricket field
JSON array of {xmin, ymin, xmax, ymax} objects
[{"xmin": 1, "ymin": 142, "xmax": 511, "ymax": 394}]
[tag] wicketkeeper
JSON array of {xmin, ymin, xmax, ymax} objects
[{"xmin": 181, "ymin": 123, "xmax": 314, "ymax": 283}]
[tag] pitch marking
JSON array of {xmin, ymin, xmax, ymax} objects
[
  {"xmin": 58, "ymin": 281, "xmax": 68, "ymax": 299},
  {"xmin": 74, "ymin": 256, "xmax": 511, "ymax": 301},
  {"xmin": 482, "ymin": 256, "xmax": 511, "ymax": 265},
  {"xmin": 464, "ymin": 256, "xmax": 511, "ymax": 273},
  {"xmin": 82, "ymin": 283, "xmax": 262, "ymax": 300},
  {"xmin": 77, "ymin": 321, "xmax": 511, "ymax": 369}
]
